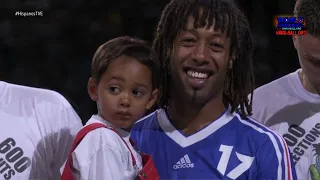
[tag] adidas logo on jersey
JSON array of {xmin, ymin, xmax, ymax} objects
[{"xmin": 173, "ymin": 154, "xmax": 194, "ymax": 169}]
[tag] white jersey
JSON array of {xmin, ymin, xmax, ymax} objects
[
  {"xmin": 71, "ymin": 115, "xmax": 142, "ymax": 180},
  {"xmin": 0, "ymin": 81, "xmax": 83, "ymax": 180},
  {"xmin": 251, "ymin": 69, "xmax": 320, "ymax": 180}
]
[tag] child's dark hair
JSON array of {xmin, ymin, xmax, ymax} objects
[
  {"xmin": 91, "ymin": 36, "xmax": 160, "ymax": 90},
  {"xmin": 153, "ymin": 0, "xmax": 254, "ymax": 118},
  {"xmin": 294, "ymin": 0, "xmax": 320, "ymax": 36}
]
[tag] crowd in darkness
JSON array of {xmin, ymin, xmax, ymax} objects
[{"xmin": 0, "ymin": 0, "xmax": 300, "ymax": 123}]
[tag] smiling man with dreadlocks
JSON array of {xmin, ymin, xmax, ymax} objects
[{"xmin": 131, "ymin": 0, "xmax": 297, "ymax": 179}]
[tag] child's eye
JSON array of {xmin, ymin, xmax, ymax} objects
[
  {"xmin": 109, "ymin": 86, "xmax": 121, "ymax": 93},
  {"xmin": 132, "ymin": 89, "xmax": 144, "ymax": 97}
]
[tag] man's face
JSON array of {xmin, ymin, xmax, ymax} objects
[
  {"xmin": 293, "ymin": 34, "xmax": 320, "ymax": 93},
  {"xmin": 169, "ymin": 15, "xmax": 232, "ymax": 104}
]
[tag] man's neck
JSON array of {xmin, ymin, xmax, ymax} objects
[
  {"xmin": 167, "ymin": 94, "xmax": 226, "ymax": 136},
  {"xmin": 299, "ymin": 69, "xmax": 320, "ymax": 95}
]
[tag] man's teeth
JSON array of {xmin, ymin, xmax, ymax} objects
[{"xmin": 187, "ymin": 70, "xmax": 209, "ymax": 79}]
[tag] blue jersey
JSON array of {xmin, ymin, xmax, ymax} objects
[{"xmin": 131, "ymin": 109, "xmax": 297, "ymax": 180}]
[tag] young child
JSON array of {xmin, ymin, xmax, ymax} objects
[{"xmin": 61, "ymin": 36, "xmax": 160, "ymax": 180}]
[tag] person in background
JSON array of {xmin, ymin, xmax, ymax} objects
[{"xmin": 251, "ymin": 0, "xmax": 320, "ymax": 179}]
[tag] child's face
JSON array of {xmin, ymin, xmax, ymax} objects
[{"xmin": 88, "ymin": 55, "xmax": 158, "ymax": 130}]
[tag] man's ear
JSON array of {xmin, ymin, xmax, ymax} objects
[
  {"xmin": 146, "ymin": 89, "xmax": 159, "ymax": 110},
  {"xmin": 88, "ymin": 77, "xmax": 98, "ymax": 101}
]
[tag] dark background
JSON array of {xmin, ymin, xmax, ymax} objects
[{"xmin": 0, "ymin": 0, "xmax": 299, "ymax": 123}]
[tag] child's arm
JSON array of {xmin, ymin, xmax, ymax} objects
[
  {"xmin": 73, "ymin": 145, "xmax": 126, "ymax": 179},
  {"xmin": 71, "ymin": 129, "xmax": 128, "ymax": 180}
]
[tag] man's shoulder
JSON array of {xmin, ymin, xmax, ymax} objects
[
  {"xmin": 250, "ymin": 72, "xmax": 297, "ymax": 122},
  {"xmin": 131, "ymin": 110, "xmax": 160, "ymax": 145},
  {"xmin": 2, "ymin": 83, "xmax": 78, "ymax": 118},
  {"xmin": 133, "ymin": 110, "xmax": 159, "ymax": 128},
  {"xmin": 234, "ymin": 114, "xmax": 288, "ymax": 151},
  {"xmin": 233, "ymin": 114, "xmax": 279, "ymax": 139},
  {"xmin": 2, "ymin": 83, "xmax": 81, "ymax": 128},
  {"xmin": 236, "ymin": 117, "xmax": 296, "ymax": 180},
  {"xmin": 254, "ymin": 73, "xmax": 292, "ymax": 99},
  {"xmin": 7, "ymin": 83, "xmax": 72, "ymax": 108}
]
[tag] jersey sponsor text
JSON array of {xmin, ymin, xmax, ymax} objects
[
  {"xmin": 0, "ymin": 138, "xmax": 31, "ymax": 180},
  {"xmin": 173, "ymin": 155, "xmax": 194, "ymax": 169}
]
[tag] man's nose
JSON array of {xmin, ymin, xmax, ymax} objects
[{"xmin": 191, "ymin": 43, "xmax": 210, "ymax": 65}]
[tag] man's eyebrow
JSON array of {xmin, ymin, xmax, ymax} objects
[
  {"xmin": 181, "ymin": 28, "xmax": 197, "ymax": 34},
  {"xmin": 182, "ymin": 27, "xmax": 224, "ymax": 36}
]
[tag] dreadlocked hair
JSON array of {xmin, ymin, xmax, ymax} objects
[
  {"xmin": 294, "ymin": 0, "xmax": 320, "ymax": 36},
  {"xmin": 153, "ymin": 0, "xmax": 254, "ymax": 118}
]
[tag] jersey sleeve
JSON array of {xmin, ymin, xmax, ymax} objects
[
  {"xmin": 71, "ymin": 130, "xmax": 128, "ymax": 180},
  {"xmin": 256, "ymin": 132, "xmax": 297, "ymax": 180}
]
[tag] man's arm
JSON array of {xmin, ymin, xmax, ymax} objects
[
  {"xmin": 256, "ymin": 132, "xmax": 297, "ymax": 180},
  {"xmin": 43, "ymin": 92, "xmax": 83, "ymax": 174},
  {"xmin": 55, "ymin": 105, "xmax": 83, "ymax": 172}
]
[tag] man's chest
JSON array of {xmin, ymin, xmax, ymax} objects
[
  {"xmin": 270, "ymin": 113, "xmax": 320, "ymax": 180},
  {"xmin": 270, "ymin": 113, "xmax": 320, "ymax": 163},
  {"xmin": 143, "ymin": 135, "xmax": 257, "ymax": 180}
]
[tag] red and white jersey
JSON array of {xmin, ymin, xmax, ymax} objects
[
  {"xmin": 0, "ymin": 81, "xmax": 83, "ymax": 180},
  {"xmin": 71, "ymin": 115, "xmax": 143, "ymax": 180},
  {"xmin": 251, "ymin": 69, "xmax": 320, "ymax": 180}
]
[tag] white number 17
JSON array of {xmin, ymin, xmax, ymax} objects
[{"xmin": 217, "ymin": 144, "xmax": 255, "ymax": 179}]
